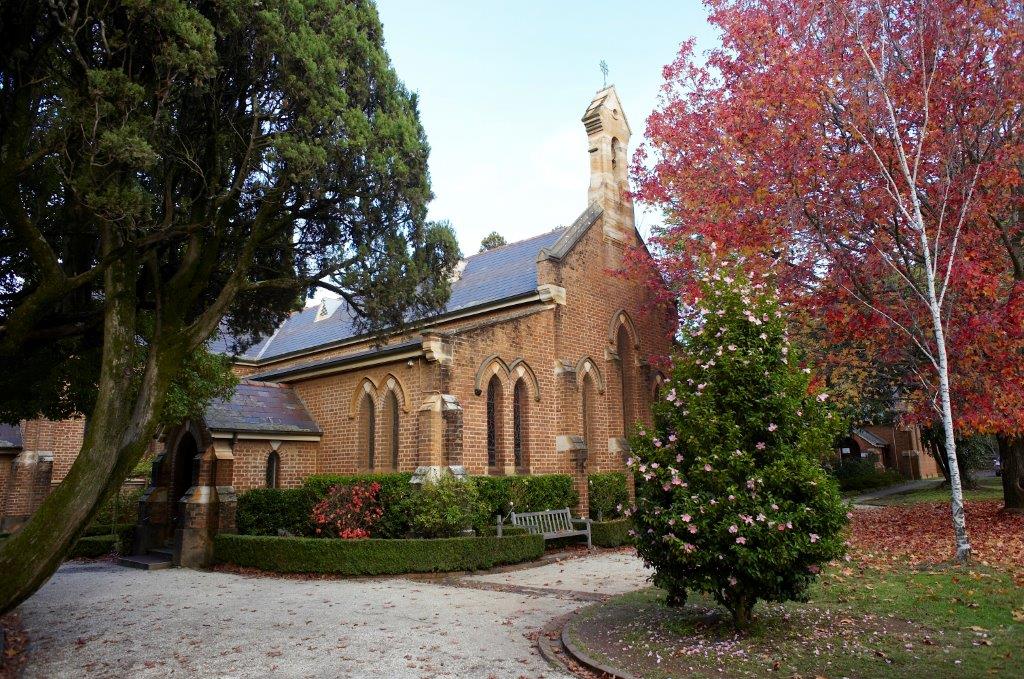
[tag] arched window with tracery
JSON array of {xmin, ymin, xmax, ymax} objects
[
  {"xmin": 581, "ymin": 372, "xmax": 599, "ymax": 451},
  {"xmin": 265, "ymin": 451, "xmax": 280, "ymax": 488},
  {"xmin": 486, "ymin": 375, "xmax": 503, "ymax": 469},
  {"xmin": 381, "ymin": 390, "xmax": 400, "ymax": 470},
  {"xmin": 513, "ymin": 379, "xmax": 528, "ymax": 470},
  {"xmin": 617, "ymin": 324, "xmax": 637, "ymax": 437},
  {"xmin": 359, "ymin": 391, "xmax": 376, "ymax": 470}
]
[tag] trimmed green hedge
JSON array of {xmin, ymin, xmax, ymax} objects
[
  {"xmin": 475, "ymin": 475, "xmax": 579, "ymax": 519},
  {"xmin": 236, "ymin": 487, "xmax": 316, "ymax": 536},
  {"xmin": 237, "ymin": 473, "xmax": 580, "ymax": 539},
  {"xmin": 214, "ymin": 532, "xmax": 543, "ymax": 575},
  {"xmin": 70, "ymin": 534, "xmax": 119, "ymax": 558},
  {"xmin": 81, "ymin": 522, "xmax": 136, "ymax": 552},
  {"xmin": 588, "ymin": 472, "xmax": 629, "ymax": 520},
  {"xmin": 590, "ymin": 518, "xmax": 633, "ymax": 548}
]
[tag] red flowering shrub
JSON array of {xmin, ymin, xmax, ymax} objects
[{"xmin": 311, "ymin": 482, "xmax": 383, "ymax": 539}]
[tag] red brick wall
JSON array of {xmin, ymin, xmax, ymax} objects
[
  {"xmin": 0, "ymin": 453, "xmax": 14, "ymax": 525},
  {"xmin": 20, "ymin": 417, "xmax": 85, "ymax": 484},
  {"xmin": 230, "ymin": 440, "xmax": 319, "ymax": 492},
  {"xmin": 290, "ymin": 361, "xmax": 430, "ymax": 475}
]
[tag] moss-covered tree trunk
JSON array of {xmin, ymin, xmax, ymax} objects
[{"xmin": 0, "ymin": 257, "xmax": 177, "ymax": 614}]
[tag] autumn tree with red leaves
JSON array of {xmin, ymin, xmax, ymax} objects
[{"xmin": 635, "ymin": 0, "xmax": 1024, "ymax": 559}]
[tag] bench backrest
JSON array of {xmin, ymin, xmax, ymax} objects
[{"xmin": 510, "ymin": 508, "xmax": 574, "ymax": 535}]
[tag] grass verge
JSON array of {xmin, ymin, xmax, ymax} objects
[{"xmin": 567, "ymin": 564, "xmax": 1023, "ymax": 678}]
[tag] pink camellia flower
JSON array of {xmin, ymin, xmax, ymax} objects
[
  {"xmin": 653, "ymin": 439, "xmax": 662, "ymax": 448},
  {"xmin": 683, "ymin": 542, "xmax": 696, "ymax": 553},
  {"xmin": 663, "ymin": 483, "xmax": 672, "ymax": 491},
  {"xmin": 756, "ymin": 513, "xmax": 766, "ymax": 522},
  {"xmin": 741, "ymin": 514, "xmax": 754, "ymax": 525},
  {"xmin": 668, "ymin": 518, "xmax": 676, "ymax": 526},
  {"xmin": 756, "ymin": 441, "xmax": 766, "ymax": 450},
  {"xmin": 809, "ymin": 533, "xmax": 820, "ymax": 543},
  {"xmin": 808, "ymin": 564, "xmax": 820, "ymax": 574},
  {"xmin": 746, "ymin": 479, "xmax": 756, "ymax": 490},
  {"xmin": 681, "ymin": 514, "xmax": 692, "ymax": 523},
  {"xmin": 817, "ymin": 392, "xmax": 829, "ymax": 402},
  {"xmin": 672, "ymin": 477, "xmax": 683, "ymax": 486},
  {"xmin": 728, "ymin": 494, "xmax": 736, "ymax": 501},
  {"xmin": 703, "ymin": 463, "xmax": 713, "ymax": 472},
  {"xmin": 728, "ymin": 524, "xmax": 739, "ymax": 533},
  {"xmin": 768, "ymin": 423, "xmax": 778, "ymax": 432},
  {"xmin": 651, "ymin": 462, "xmax": 660, "ymax": 469},
  {"xmin": 777, "ymin": 524, "xmax": 786, "ymax": 531},
  {"xmin": 736, "ymin": 536, "xmax": 747, "ymax": 545},
  {"xmin": 676, "ymin": 453, "xmax": 684, "ymax": 462},
  {"xmin": 668, "ymin": 433, "xmax": 677, "ymax": 442},
  {"xmin": 771, "ymin": 503, "xmax": 779, "ymax": 510},
  {"xmin": 688, "ymin": 525, "xmax": 698, "ymax": 534},
  {"xmin": 786, "ymin": 521, "xmax": 793, "ymax": 529},
  {"xmin": 728, "ymin": 576, "xmax": 738, "ymax": 586}
]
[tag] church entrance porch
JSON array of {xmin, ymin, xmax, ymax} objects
[{"xmin": 132, "ymin": 421, "xmax": 236, "ymax": 568}]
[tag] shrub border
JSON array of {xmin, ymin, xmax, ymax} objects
[
  {"xmin": 590, "ymin": 518, "xmax": 633, "ymax": 548},
  {"xmin": 214, "ymin": 532, "xmax": 544, "ymax": 575}
]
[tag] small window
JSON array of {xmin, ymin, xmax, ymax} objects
[{"xmin": 265, "ymin": 451, "xmax": 280, "ymax": 488}]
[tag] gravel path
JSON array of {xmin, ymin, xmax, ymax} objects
[{"xmin": 17, "ymin": 550, "xmax": 650, "ymax": 678}]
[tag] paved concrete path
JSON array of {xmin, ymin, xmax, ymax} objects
[
  {"xmin": 850, "ymin": 478, "xmax": 939, "ymax": 508},
  {"xmin": 17, "ymin": 550, "xmax": 651, "ymax": 679}
]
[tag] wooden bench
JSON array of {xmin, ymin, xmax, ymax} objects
[{"xmin": 505, "ymin": 508, "xmax": 592, "ymax": 548}]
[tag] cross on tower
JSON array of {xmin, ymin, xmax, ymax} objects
[{"xmin": 599, "ymin": 60, "xmax": 608, "ymax": 88}]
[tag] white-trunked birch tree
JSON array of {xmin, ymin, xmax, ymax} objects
[{"xmin": 634, "ymin": 0, "xmax": 1024, "ymax": 561}]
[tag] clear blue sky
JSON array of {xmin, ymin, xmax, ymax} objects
[{"xmin": 374, "ymin": 1, "xmax": 718, "ymax": 256}]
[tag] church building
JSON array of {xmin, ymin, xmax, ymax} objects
[{"xmin": 0, "ymin": 87, "xmax": 677, "ymax": 565}]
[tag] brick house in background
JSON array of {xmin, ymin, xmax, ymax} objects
[
  {"xmin": 837, "ymin": 424, "xmax": 941, "ymax": 479},
  {"xmin": 0, "ymin": 86, "xmax": 677, "ymax": 565}
]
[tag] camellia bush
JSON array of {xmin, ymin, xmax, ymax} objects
[
  {"xmin": 629, "ymin": 266, "xmax": 849, "ymax": 629},
  {"xmin": 312, "ymin": 483, "xmax": 384, "ymax": 539}
]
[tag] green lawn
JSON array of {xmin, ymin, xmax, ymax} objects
[
  {"xmin": 866, "ymin": 477, "xmax": 1004, "ymax": 506},
  {"xmin": 567, "ymin": 565, "xmax": 1023, "ymax": 678}
]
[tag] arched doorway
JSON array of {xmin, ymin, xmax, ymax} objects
[{"xmin": 171, "ymin": 431, "xmax": 199, "ymax": 529}]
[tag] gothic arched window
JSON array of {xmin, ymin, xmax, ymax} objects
[
  {"xmin": 359, "ymin": 392, "xmax": 376, "ymax": 470},
  {"xmin": 513, "ymin": 379, "xmax": 528, "ymax": 470},
  {"xmin": 265, "ymin": 451, "xmax": 280, "ymax": 488},
  {"xmin": 486, "ymin": 375, "xmax": 503, "ymax": 469},
  {"xmin": 382, "ymin": 390, "xmax": 400, "ymax": 470},
  {"xmin": 581, "ymin": 372, "xmax": 599, "ymax": 451},
  {"xmin": 617, "ymin": 325, "xmax": 636, "ymax": 437}
]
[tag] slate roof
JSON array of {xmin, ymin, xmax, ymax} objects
[
  {"xmin": 854, "ymin": 428, "xmax": 889, "ymax": 448},
  {"xmin": 203, "ymin": 380, "xmax": 321, "ymax": 436},
  {"xmin": 212, "ymin": 224, "xmax": 573, "ymax": 363},
  {"xmin": 0, "ymin": 423, "xmax": 22, "ymax": 450}
]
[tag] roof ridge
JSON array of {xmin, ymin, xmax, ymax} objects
[{"xmin": 465, "ymin": 227, "xmax": 567, "ymax": 259}]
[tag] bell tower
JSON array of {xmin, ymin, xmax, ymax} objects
[{"xmin": 581, "ymin": 85, "xmax": 635, "ymax": 241}]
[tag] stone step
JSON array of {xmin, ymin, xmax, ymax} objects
[
  {"xmin": 149, "ymin": 548, "xmax": 174, "ymax": 558},
  {"xmin": 118, "ymin": 554, "xmax": 173, "ymax": 571}
]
